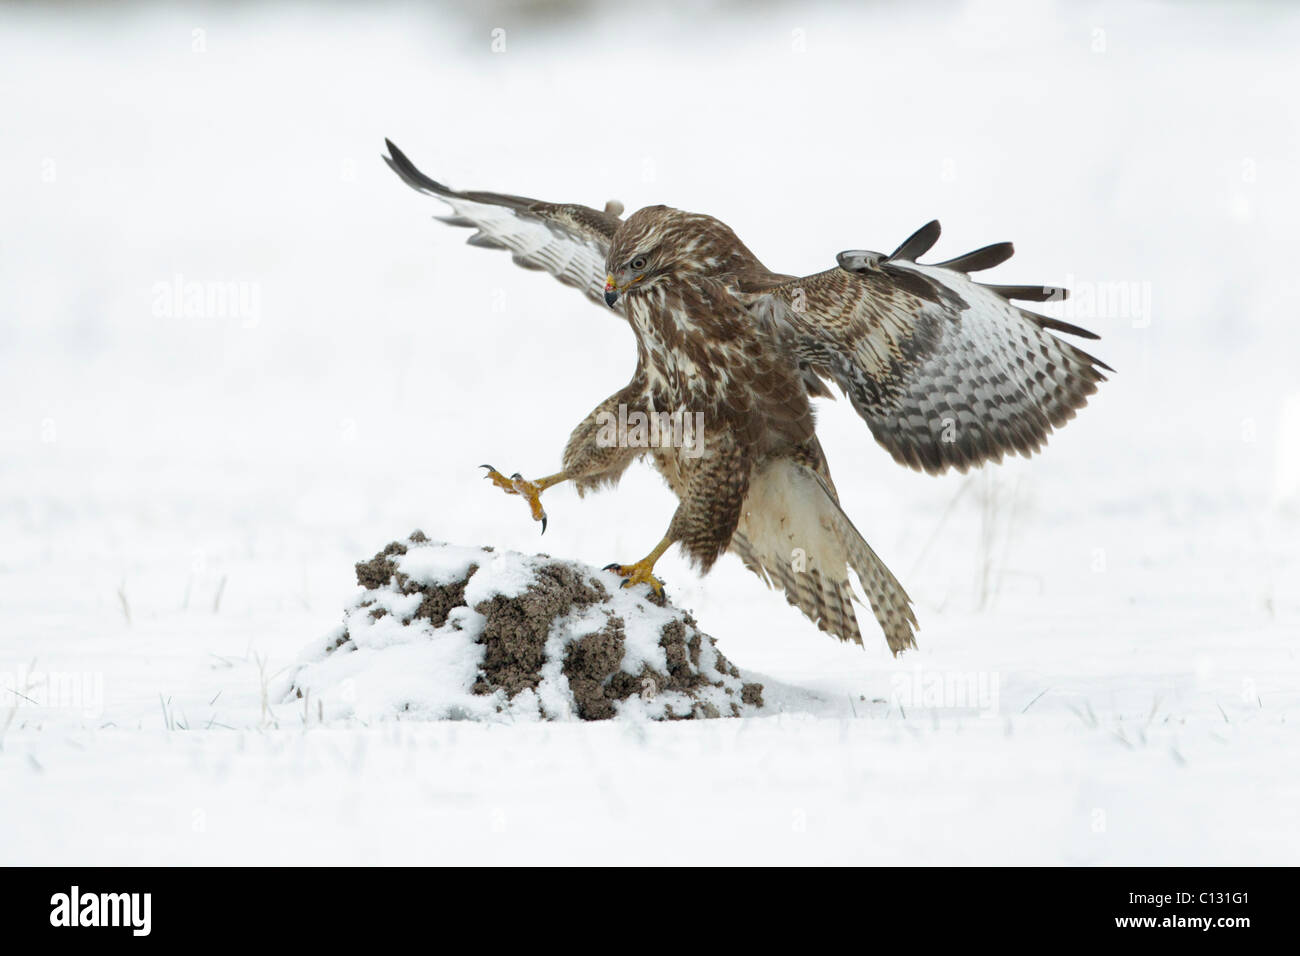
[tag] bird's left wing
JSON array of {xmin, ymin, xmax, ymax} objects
[
  {"xmin": 383, "ymin": 139, "xmax": 623, "ymax": 312},
  {"xmin": 743, "ymin": 221, "xmax": 1112, "ymax": 475}
]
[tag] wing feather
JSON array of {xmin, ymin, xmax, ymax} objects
[
  {"xmin": 744, "ymin": 224, "xmax": 1110, "ymax": 475},
  {"xmin": 383, "ymin": 139, "xmax": 622, "ymax": 312},
  {"xmin": 886, "ymin": 219, "xmax": 941, "ymax": 262},
  {"xmin": 932, "ymin": 242, "xmax": 1015, "ymax": 273}
]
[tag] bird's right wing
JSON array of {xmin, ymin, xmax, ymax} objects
[{"xmin": 383, "ymin": 139, "xmax": 624, "ymax": 312}]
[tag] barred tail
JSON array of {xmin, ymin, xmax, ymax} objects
[{"xmin": 730, "ymin": 458, "xmax": 917, "ymax": 654}]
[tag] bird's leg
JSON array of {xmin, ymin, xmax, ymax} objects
[
  {"xmin": 604, "ymin": 533, "xmax": 676, "ymax": 595},
  {"xmin": 480, "ymin": 466, "xmax": 570, "ymax": 534},
  {"xmin": 479, "ymin": 380, "xmax": 642, "ymax": 536}
]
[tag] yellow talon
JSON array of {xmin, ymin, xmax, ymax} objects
[
  {"xmin": 603, "ymin": 535, "xmax": 674, "ymax": 595},
  {"xmin": 481, "ymin": 465, "xmax": 550, "ymax": 533},
  {"xmin": 603, "ymin": 560, "xmax": 665, "ymax": 595}
]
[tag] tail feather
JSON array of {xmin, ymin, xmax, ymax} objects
[
  {"xmin": 730, "ymin": 459, "xmax": 917, "ymax": 654},
  {"xmin": 824, "ymin": 500, "xmax": 918, "ymax": 654}
]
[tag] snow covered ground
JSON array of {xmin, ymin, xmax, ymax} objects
[{"xmin": 2, "ymin": 0, "xmax": 1298, "ymax": 865}]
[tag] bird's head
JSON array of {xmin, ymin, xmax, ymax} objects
[{"xmin": 603, "ymin": 205, "xmax": 753, "ymax": 307}]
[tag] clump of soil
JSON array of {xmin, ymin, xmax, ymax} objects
[{"xmin": 285, "ymin": 531, "xmax": 762, "ymax": 722}]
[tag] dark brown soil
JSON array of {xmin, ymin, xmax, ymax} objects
[{"xmin": 318, "ymin": 531, "xmax": 763, "ymax": 720}]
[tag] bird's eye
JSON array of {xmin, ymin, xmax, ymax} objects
[{"xmin": 630, "ymin": 255, "xmax": 648, "ymax": 271}]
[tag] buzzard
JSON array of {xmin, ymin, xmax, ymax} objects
[{"xmin": 383, "ymin": 139, "xmax": 1110, "ymax": 653}]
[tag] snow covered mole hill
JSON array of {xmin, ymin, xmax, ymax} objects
[{"xmin": 281, "ymin": 531, "xmax": 764, "ymax": 722}]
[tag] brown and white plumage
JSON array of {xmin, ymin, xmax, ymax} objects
[
  {"xmin": 745, "ymin": 221, "xmax": 1112, "ymax": 475},
  {"xmin": 385, "ymin": 141, "xmax": 1110, "ymax": 654},
  {"xmin": 729, "ymin": 454, "xmax": 918, "ymax": 653},
  {"xmin": 383, "ymin": 139, "xmax": 623, "ymax": 311}
]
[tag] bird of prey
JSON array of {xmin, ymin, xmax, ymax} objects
[{"xmin": 383, "ymin": 139, "xmax": 1110, "ymax": 654}]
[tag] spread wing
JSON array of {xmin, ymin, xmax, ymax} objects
[
  {"xmin": 744, "ymin": 221, "xmax": 1112, "ymax": 474},
  {"xmin": 383, "ymin": 139, "xmax": 623, "ymax": 312}
]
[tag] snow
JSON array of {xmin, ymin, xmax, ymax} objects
[
  {"xmin": 277, "ymin": 535, "xmax": 757, "ymax": 723},
  {"xmin": 397, "ymin": 544, "xmax": 490, "ymax": 589},
  {"xmin": 2, "ymin": 0, "xmax": 1299, "ymax": 864}
]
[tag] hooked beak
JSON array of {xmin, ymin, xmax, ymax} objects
[{"xmin": 603, "ymin": 276, "xmax": 619, "ymax": 308}]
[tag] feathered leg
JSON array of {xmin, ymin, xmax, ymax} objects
[
  {"xmin": 481, "ymin": 374, "xmax": 646, "ymax": 532},
  {"xmin": 605, "ymin": 436, "xmax": 751, "ymax": 594}
]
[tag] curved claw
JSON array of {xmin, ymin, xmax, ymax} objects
[
  {"xmin": 602, "ymin": 561, "xmax": 665, "ymax": 595},
  {"xmin": 481, "ymin": 463, "xmax": 549, "ymax": 533}
]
